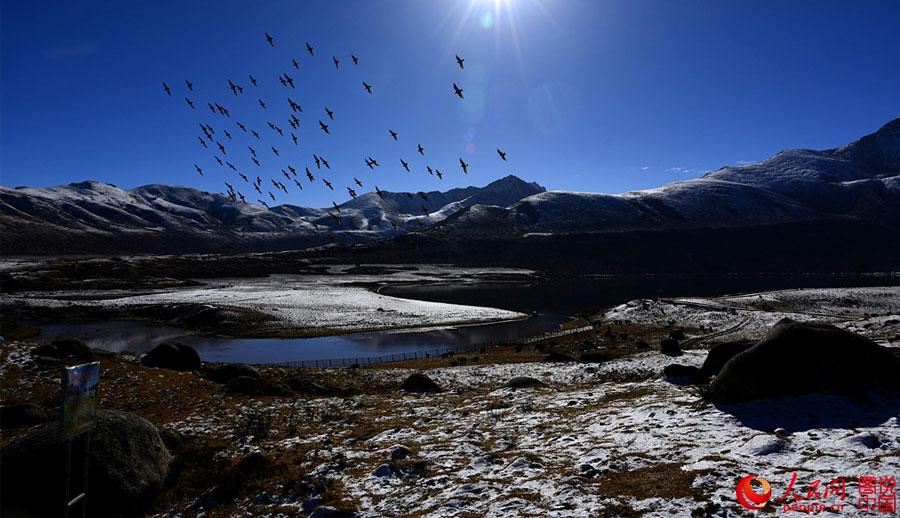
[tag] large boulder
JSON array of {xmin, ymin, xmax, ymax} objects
[
  {"xmin": 1, "ymin": 410, "xmax": 172, "ymax": 517},
  {"xmin": 400, "ymin": 373, "xmax": 442, "ymax": 393},
  {"xmin": 708, "ymin": 319, "xmax": 900, "ymax": 404},
  {"xmin": 141, "ymin": 342, "xmax": 201, "ymax": 371},
  {"xmin": 699, "ymin": 339, "xmax": 755, "ymax": 378}
]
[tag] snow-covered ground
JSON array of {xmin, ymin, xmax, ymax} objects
[
  {"xmin": 164, "ymin": 351, "xmax": 899, "ymax": 517},
  {"xmin": 2, "ymin": 265, "xmax": 532, "ymax": 334},
  {"xmin": 601, "ymin": 286, "xmax": 900, "ymax": 345},
  {"xmin": 154, "ymin": 285, "xmax": 899, "ymax": 516}
]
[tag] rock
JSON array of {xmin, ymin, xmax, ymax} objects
[
  {"xmin": 389, "ymin": 445, "xmax": 411, "ymax": 460},
  {"xmin": 204, "ymin": 364, "xmax": 260, "ymax": 384},
  {"xmin": 141, "ymin": 342, "xmax": 201, "ymax": 371},
  {"xmin": 0, "ymin": 403, "xmax": 47, "ymax": 428},
  {"xmin": 285, "ymin": 377, "xmax": 344, "ymax": 396},
  {"xmin": 635, "ymin": 340, "xmax": 650, "ymax": 349},
  {"xmin": 543, "ymin": 351, "xmax": 575, "ymax": 362},
  {"xmin": 659, "ymin": 337, "xmax": 682, "ymax": 356},
  {"xmin": 663, "ymin": 364, "xmax": 704, "ymax": 385},
  {"xmin": 31, "ymin": 338, "xmax": 93, "ymax": 360},
  {"xmin": 224, "ymin": 376, "xmax": 291, "ymax": 397},
  {"xmin": 0, "ymin": 410, "xmax": 172, "ymax": 517},
  {"xmin": 505, "ymin": 376, "xmax": 546, "ymax": 389},
  {"xmin": 400, "ymin": 373, "xmax": 442, "ymax": 393},
  {"xmin": 578, "ymin": 351, "xmax": 610, "ymax": 364},
  {"xmin": 708, "ymin": 319, "xmax": 900, "ymax": 404},
  {"xmin": 669, "ymin": 329, "xmax": 686, "ymax": 340},
  {"xmin": 699, "ymin": 339, "xmax": 755, "ymax": 378},
  {"xmin": 373, "ymin": 463, "xmax": 394, "ymax": 477}
]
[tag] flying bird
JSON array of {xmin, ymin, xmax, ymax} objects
[
  {"xmin": 453, "ymin": 82, "xmax": 464, "ymax": 99},
  {"xmin": 249, "ymin": 75, "xmax": 257, "ymax": 86},
  {"xmin": 400, "ymin": 159, "xmax": 410, "ymax": 172},
  {"xmin": 323, "ymin": 179, "xmax": 334, "ymax": 190},
  {"xmin": 294, "ymin": 178, "xmax": 303, "ymax": 189},
  {"xmin": 258, "ymin": 199, "xmax": 269, "ymax": 208},
  {"xmin": 426, "ymin": 165, "xmax": 433, "ymax": 175},
  {"xmin": 259, "ymin": 99, "xmax": 266, "ymax": 109},
  {"xmin": 237, "ymin": 121, "xmax": 247, "ymax": 132},
  {"xmin": 320, "ymin": 156, "xmax": 330, "ymax": 169},
  {"xmin": 292, "ymin": 58, "xmax": 300, "ymax": 70},
  {"xmin": 288, "ymin": 97, "xmax": 302, "ymax": 112},
  {"xmin": 269, "ymin": 191, "xmax": 276, "ymax": 201},
  {"xmin": 332, "ymin": 56, "xmax": 340, "ymax": 69},
  {"xmin": 217, "ymin": 141, "xmax": 226, "ymax": 154},
  {"xmin": 417, "ymin": 144, "xmax": 424, "ymax": 156},
  {"xmin": 194, "ymin": 164, "xmax": 203, "ymax": 176},
  {"xmin": 223, "ymin": 129, "xmax": 232, "ymax": 139},
  {"xmin": 291, "ymin": 132, "xmax": 298, "ymax": 145},
  {"xmin": 249, "ymin": 146, "xmax": 257, "ymax": 157},
  {"xmin": 305, "ymin": 168, "xmax": 315, "ymax": 182},
  {"xmin": 207, "ymin": 102, "xmax": 216, "ymax": 112},
  {"xmin": 332, "ymin": 201, "xmax": 342, "ymax": 212},
  {"xmin": 389, "ymin": 129, "xmax": 398, "ymax": 140},
  {"xmin": 354, "ymin": 177, "xmax": 363, "ymax": 187},
  {"xmin": 362, "ymin": 81, "xmax": 373, "ymax": 94},
  {"xmin": 228, "ymin": 79, "xmax": 239, "ymax": 96},
  {"xmin": 329, "ymin": 212, "xmax": 341, "ymax": 225},
  {"xmin": 459, "ymin": 157, "xmax": 469, "ymax": 174},
  {"xmin": 271, "ymin": 146, "xmax": 280, "ymax": 156},
  {"xmin": 497, "ymin": 148, "xmax": 507, "ymax": 161},
  {"xmin": 375, "ymin": 186, "xmax": 385, "ymax": 199},
  {"xmin": 215, "ymin": 156, "xmax": 223, "ymax": 166},
  {"xmin": 313, "ymin": 155, "xmax": 321, "ymax": 169},
  {"xmin": 287, "ymin": 165, "xmax": 297, "ymax": 176},
  {"xmin": 265, "ymin": 32, "xmax": 275, "ymax": 47},
  {"xmin": 238, "ymin": 193, "xmax": 245, "ymax": 203},
  {"xmin": 226, "ymin": 161, "xmax": 236, "ymax": 170},
  {"xmin": 162, "ymin": 82, "xmax": 171, "ymax": 96},
  {"xmin": 198, "ymin": 136, "xmax": 207, "ymax": 148},
  {"xmin": 251, "ymin": 129, "xmax": 260, "ymax": 139},
  {"xmin": 305, "ymin": 41, "xmax": 314, "ymax": 55},
  {"xmin": 347, "ymin": 187, "xmax": 357, "ymax": 198},
  {"xmin": 325, "ymin": 107, "xmax": 334, "ymax": 120},
  {"xmin": 251, "ymin": 157, "xmax": 260, "ymax": 167},
  {"xmin": 283, "ymin": 73, "xmax": 295, "ymax": 88},
  {"xmin": 318, "ymin": 120, "xmax": 329, "ymax": 134},
  {"xmin": 456, "ymin": 54, "xmax": 465, "ymax": 69},
  {"xmin": 185, "ymin": 79, "xmax": 194, "ymax": 91},
  {"xmin": 436, "ymin": 170, "xmax": 443, "ymax": 180},
  {"xmin": 185, "ymin": 98, "xmax": 195, "ymax": 109},
  {"xmin": 239, "ymin": 173, "xmax": 248, "ymax": 182},
  {"xmin": 351, "ymin": 54, "xmax": 359, "ymax": 65}
]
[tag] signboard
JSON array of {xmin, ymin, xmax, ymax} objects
[{"xmin": 60, "ymin": 362, "xmax": 100, "ymax": 440}]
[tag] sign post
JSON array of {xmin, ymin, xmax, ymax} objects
[{"xmin": 60, "ymin": 361, "xmax": 100, "ymax": 518}]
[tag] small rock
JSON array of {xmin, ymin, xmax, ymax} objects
[
  {"xmin": 204, "ymin": 364, "xmax": 259, "ymax": 384},
  {"xmin": 505, "ymin": 377, "xmax": 546, "ymax": 389},
  {"xmin": 660, "ymin": 337, "xmax": 682, "ymax": 356},
  {"xmin": 543, "ymin": 351, "xmax": 575, "ymax": 362},
  {"xmin": 578, "ymin": 351, "xmax": 610, "ymax": 364},
  {"xmin": 373, "ymin": 464, "xmax": 393, "ymax": 477},
  {"xmin": 400, "ymin": 373, "xmax": 442, "ymax": 393},
  {"xmin": 141, "ymin": 342, "xmax": 201, "ymax": 372},
  {"xmin": 389, "ymin": 445, "xmax": 411, "ymax": 460}
]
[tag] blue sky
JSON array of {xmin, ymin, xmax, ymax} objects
[{"xmin": 2, "ymin": 0, "xmax": 899, "ymax": 207}]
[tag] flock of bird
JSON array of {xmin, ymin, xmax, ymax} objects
[{"xmin": 162, "ymin": 31, "xmax": 511, "ymax": 228}]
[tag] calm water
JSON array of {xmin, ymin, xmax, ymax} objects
[{"xmin": 39, "ymin": 273, "xmax": 897, "ymax": 364}]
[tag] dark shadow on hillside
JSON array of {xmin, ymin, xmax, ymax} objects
[{"xmin": 714, "ymin": 390, "xmax": 900, "ymax": 433}]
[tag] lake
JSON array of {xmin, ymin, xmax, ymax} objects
[{"xmin": 38, "ymin": 273, "xmax": 898, "ymax": 364}]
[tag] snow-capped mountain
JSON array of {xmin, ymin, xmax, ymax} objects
[
  {"xmin": 0, "ymin": 175, "xmax": 545, "ymax": 254},
  {"xmin": 430, "ymin": 118, "xmax": 900, "ymax": 236}
]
